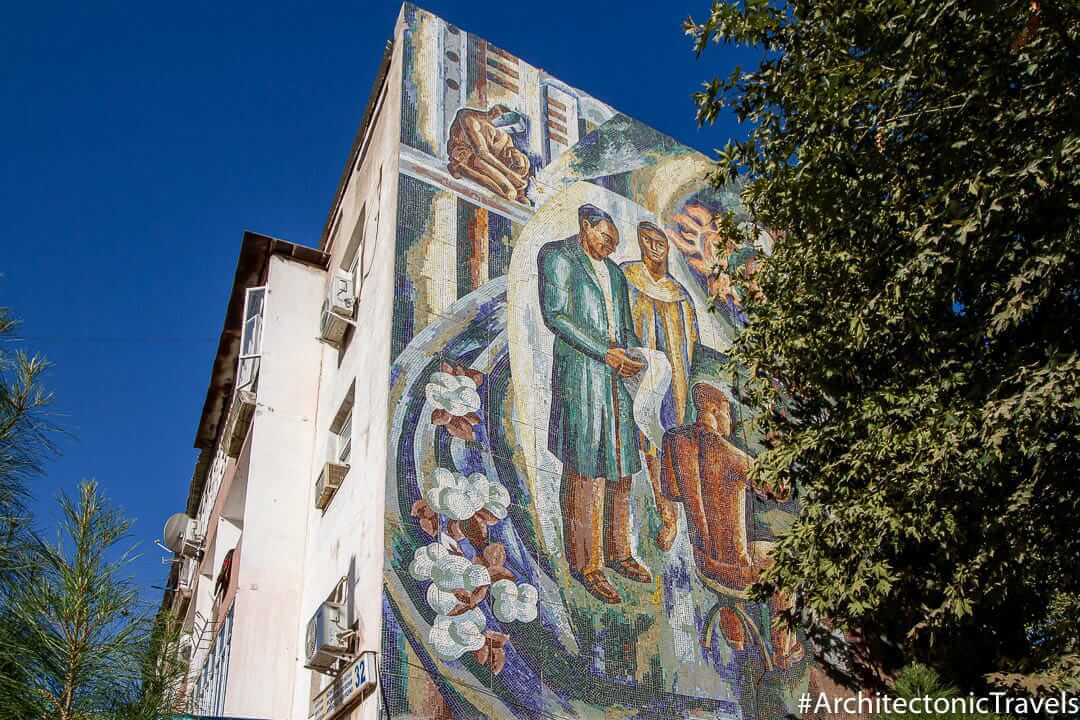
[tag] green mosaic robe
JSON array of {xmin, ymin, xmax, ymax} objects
[{"xmin": 539, "ymin": 236, "xmax": 642, "ymax": 479}]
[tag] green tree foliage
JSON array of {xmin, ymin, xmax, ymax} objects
[
  {"xmin": 108, "ymin": 612, "xmax": 189, "ymax": 720},
  {"xmin": 0, "ymin": 481, "xmax": 147, "ymax": 719},
  {"xmin": 690, "ymin": 0, "xmax": 1079, "ymax": 690},
  {"xmin": 891, "ymin": 663, "xmax": 1012, "ymax": 719},
  {"xmin": 0, "ymin": 306, "xmax": 56, "ymax": 711},
  {"xmin": 0, "ymin": 473, "xmax": 188, "ymax": 719},
  {"xmin": 0, "ymin": 307, "xmax": 54, "ymax": 557},
  {"xmin": 0, "ymin": 307, "xmax": 186, "ymax": 718}
]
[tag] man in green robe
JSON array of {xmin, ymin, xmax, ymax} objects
[{"xmin": 539, "ymin": 204, "xmax": 653, "ymax": 604}]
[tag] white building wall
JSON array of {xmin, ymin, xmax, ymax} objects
[
  {"xmin": 222, "ymin": 254, "xmax": 325, "ymax": 719},
  {"xmin": 290, "ymin": 16, "xmax": 405, "ymax": 720},
  {"xmin": 177, "ymin": 9, "xmax": 408, "ymax": 719}
]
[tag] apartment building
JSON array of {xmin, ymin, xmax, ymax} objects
[{"xmin": 162, "ymin": 4, "xmax": 814, "ymax": 719}]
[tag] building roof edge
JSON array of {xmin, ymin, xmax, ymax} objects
[{"xmin": 317, "ymin": 38, "xmax": 396, "ymax": 252}]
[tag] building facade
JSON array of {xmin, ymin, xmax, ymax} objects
[{"xmin": 165, "ymin": 5, "xmax": 814, "ymax": 719}]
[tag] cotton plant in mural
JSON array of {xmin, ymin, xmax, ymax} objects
[
  {"xmin": 408, "ymin": 364, "xmax": 537, "ymax": 675},
  {"xmin": 407, "ymin": 536, "xmax": 536, "ymax": 671},
  {"xmin": 424, "ymin": 363, "xmax": 484, "ymax": 443}
]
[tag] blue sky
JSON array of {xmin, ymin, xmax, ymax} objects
[{"xmin": 0, "ymin": 0, "xmax": 753, "ymax": 604}]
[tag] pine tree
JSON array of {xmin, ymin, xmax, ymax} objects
[{"xmin": 0, "ymin": 481, "xmax": 147, "ymax": 718}]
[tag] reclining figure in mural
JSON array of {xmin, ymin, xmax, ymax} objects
[
  {"xmin": 661, "ymin": 382, "xmax": 803, "ymax": 669},
  {"xmin": 447, "ymin": 104, "xmax": 531, "ymax": 204},
  {"xmin": 621, "ymin": 221, "xmax": 699, "ymax": 552},
  {"xmin": 538, "ymin": 203, "xmax": 652, "ymax": 605}
]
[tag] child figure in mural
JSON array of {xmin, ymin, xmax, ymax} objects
[
  {"xmin": 538, "ymin": 204, "xmax": 653, "ymax": 605},
  {"xmin": 446, "ymin": 104, "xmax": 531, "ymax": 204},
  {"xmin": 621, "ymin": 221, "xmax": 699, "ymax": 552},
  {"xmin": 661, "ymin": 382, "xmax": 804, "ymax": 669}
]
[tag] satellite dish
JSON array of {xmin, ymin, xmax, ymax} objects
[{"xmin": 163, "ymin": 513, "xmax": 192, "ymax": 553}]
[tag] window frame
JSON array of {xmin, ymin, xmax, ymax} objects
[
  {"xmin": 237, "ymin": 286, "xmax": 266, "ymax": 390},
  {"xmin": 336, "ymin": 410, "xmax": 352, "ymax": 465}
]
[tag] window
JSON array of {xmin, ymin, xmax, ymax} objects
[
  {"xmin": 214, "ymin": 548, "xmax": 235, "ymax": 602},
  {"xmin": 339, "ymin": 208, "xmax": 366, "ymax": 358},
  {"xmin": 318, "ymin": 385, "xmax": 355, "ymax": 511},
  {"xmin": 329, "ymin": 382, "xmax": 355, "ymax": 468},
  {"xmin": 240, "ymin": 287, "xmax": 264, "ymax": 357},
  {"xmin": 336, "ymin": 410, "xmax": 352, "ymax": 465},
  {"xmin": 342, "ymin": 205, "xmax": 365, "ymax": 303},
  {"xmin": 237, "ymin": 286, "xmax": 265, "ymax": 390}
]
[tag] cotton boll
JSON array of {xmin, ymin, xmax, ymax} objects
[
  {"xmin": 428, "ymin": 618, "xmax": 456, "ymax": 660},
  {"xmin": 408, "ymin": 542, "xmax": 449, "ymax": 582},
  {"xmin": 428, "ymin": 609, "xmax": 487, "ymax": 660},
  {"xmin": 490, "ymin": 579, "xmax": 539, "ymax": 623},
  {"xmin": 426, "ymin": 584, "xmax": 459, "ymax": 615},
  {"xmin": 463, "ymin": 472, "xmax": 489, "ymax": 507},
  {"xmin": 440, "ymin": 484, "xmax": 481, "ymax": 520},
  {"xmin": 425, "ymin": 372, "xmax": 481, "ymax": 417},
  {"xmin": 462, "ymin": 563, "xmax": 492, "ymax": 592},
  {"xmin": 430, "ymin": 553, "xmax": 473, "ymax": 591},
  {"xmin": 490, "ymin": 579, "xmax": 518, "ymax": 623},
  {"xmin": 410, "ymin": 541, "xmax": 484, "ymax": 593},
  {"xmin": 425, "ymin": 469, "xmax": 487, "ymax": 521},
  {"xmin": 484, "ymin": 481, "xmax": 511, "ymax": 519},
  {"xmin": 448, "ymin": 608, "xmax": 486, "ymax": 650},
  {"xmin": 516, "ymin": 583, "xmax": 539, "ymax": 622}
]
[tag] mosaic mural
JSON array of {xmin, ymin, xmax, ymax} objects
[{"xmin": 383, "ymin": 5, "xmax": 808, "ymax": 717}]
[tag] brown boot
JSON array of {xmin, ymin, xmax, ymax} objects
[
  {"xmin": 607, "ymin": 556, "xmax": 653, "ymax": 584},
  {"xmin": 656, "ymin": 520, "xmax": 678, "ymax": 552},
  {"xmin": 701, "ymin": 557, "xmax": 759, "ymax": 592},
  {"xmin": 579, "ymin": 570, "xmax": 621, "ymax": 604},
  {"xmin": 645, "ymin": 447, "xmax": 679, "ymax": 553}
]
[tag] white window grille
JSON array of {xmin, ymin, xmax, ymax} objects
[
  {"xmin": 193, "ymin": 606, "xmax": 234, "ymax": 716},
  {"xmin": 196, "ymin": 447, "xmax": 227, "ymax": 537}
]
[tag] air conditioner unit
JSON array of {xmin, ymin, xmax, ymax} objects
[
  {"xmin": 305, "ymin": 600, "xmax": 351, "ymax": 673},
  {"xmin": 224, "ymin": 389, "xmax": 257, "ymax": 458},
  {"xmin": 177, "ymin": 557, "xmax": 198, "ymax": 598},
  {"xmin": 319, "ymin": 270, "xmax": 355, "ymax": 345},
  {"xmin": 163, "ymin": 513, "xmax": 204, "ymax": 559},
  {"xmin": 178, "ymin": 632, "xmax": 194, "ymax": 664},
  {"xmin": 182, "ymin": 521, "xmax": 205, "ymax": 558},
  {"xmin": 315, "ymin": 462, "xmax": 349, "ymax": 510}
]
